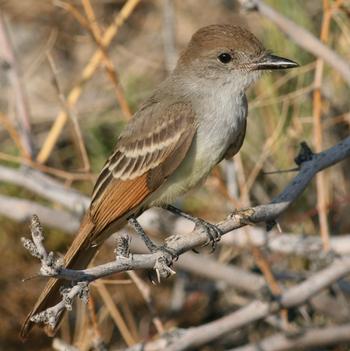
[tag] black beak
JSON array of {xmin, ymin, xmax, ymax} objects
[{"xmin": 253, "ymin": 53, "xmax": 299, "ymax": 70}]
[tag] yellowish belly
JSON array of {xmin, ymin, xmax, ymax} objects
[{"xmin": 147, "ymin": 140, "xmax": 218, "ymax": 206}]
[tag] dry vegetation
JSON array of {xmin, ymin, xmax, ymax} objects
[{"xmin": 0, "ymin": 0, "xmax": 349, "ymax": 350}]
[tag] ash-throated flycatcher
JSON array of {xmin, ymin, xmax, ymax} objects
[{"xmin": 22, "ymin": 24, "xmax": 298, "ymax": 337}]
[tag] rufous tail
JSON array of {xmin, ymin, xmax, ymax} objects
[{"xmin": 21, "ymin": 214, "xmax": 97, "ymax": 338}]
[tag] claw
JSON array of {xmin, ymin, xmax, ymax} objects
[
  {"xmin": 153, "ymin": 254, "xmax": 176, "ymax": 283},
  {"xmin": 163, "ymin": 205, "xmax": 222, "ymax": 252},
  {"xmin": 155, "ymin": 267, "xmax": 161, "ymax": 284},
  {"xmin": 194, "ymin": 219, "xmax": 222, "ymax": 253}
]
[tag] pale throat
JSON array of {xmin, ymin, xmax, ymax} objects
[{"xmin": 191, "ymin": 74, "xmax": 248, "ymax": 163}]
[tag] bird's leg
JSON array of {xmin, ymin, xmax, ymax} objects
[
  {"xmin": 128, "ymin": 216, "xmax": 177, "ymax": 282},
  {"xmin": 128, "ymin": 216, "xmax": 178, "ymax": 259},
  {"xmin": 163, "ymin": 205, "xmax": 222, "ymax": 252},
  {"xmin": 128, "ymin": 216, "xmax": 158, "ymax": 252}
]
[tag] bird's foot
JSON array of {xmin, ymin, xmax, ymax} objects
[
  {"xmin": 152, "ymin": 253, "xmax": 176, "ymax": 283},
  {"xmin": 193, "ymin": 218, "xmax": 222, "ymax": 252},
  {"xmin": 128, "ymin": 216, "xmax": 177, "ymax": 282},
  {"xmin": 163, "ymin": 205, "xmax": 222, "ymax": 252}
]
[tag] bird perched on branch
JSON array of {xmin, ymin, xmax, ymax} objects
[{"xmin": 21, "ymin": 24, "xmax": 298, "ymax": 337}]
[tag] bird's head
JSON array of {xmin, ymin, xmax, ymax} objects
[{"xmin": 176, "ymin": 24, "xmax": 298, "ymax": 91}]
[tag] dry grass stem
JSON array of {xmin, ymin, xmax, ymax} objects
[
  {"xmin": 312, "ymin": 0, "xmax": 335, "ymax": 252},
  {"xmin": 127, "ymin": 271, "xmax": 165, "ymax": 334},
  {"xmin": 87, "ymin": 296, "xmax": 105, "ymax": 348},
  {"xmin": 245, "ymin": 101, "xmax": 289, "ymax": 195},
  {"xmin": 95, "ymin": 281, "xmax": 136, "ymax": 347},
  {"xmin": 36, "ymin": 0, "xmax": 140, "ymax": 164},
  {"xmin": 46, "ymin": 52, "xmax": 91, "ymax": 173},
  {"xmin": 81, "ymin": 0, "xmax": 132, "ymax": 118},
  {"xmin": 0, "ymin": 152, "xmax": 95, "ymax": 181},
  {"xmin": 0, "ymin": 112, "xmax": 28, "ymax": 157}
]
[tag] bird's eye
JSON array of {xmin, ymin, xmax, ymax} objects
[{"xmin": 218, "ymin": 53, "xmax": 232, "ymax": 64}]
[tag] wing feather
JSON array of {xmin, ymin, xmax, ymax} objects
[{"xmin": 89, "ymin": 100, "xmax": 197, "ymax": 238}]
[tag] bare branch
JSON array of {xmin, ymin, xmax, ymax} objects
[
  {"xmin": 222, "ymin": 227, "xmax": 350, "ymax": 258},
  {"xmin": 0, "ymin": 194, "xmax": 80, "ymax": 232},
  {"xmin": 0, "ymin": 165, "xmax": 89, "ymax": 213},
  {"xmin": 21, "ymin": 215, "xmax": 63, "ymax": 276},
  {"xmin": 31, "ymin": 282, "xmax": 89, "ymax": 330},
  {"xmin": 20, "ymin": 137, "xmax": 350, "ymax": 331},
  {"xmin": 229, "ymin": 323, "xmax": 350, "ymax": 351}
]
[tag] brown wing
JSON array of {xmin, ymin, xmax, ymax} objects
[{"xmin": 88, "ymin": 99, "xmax": 197, "ymax": 241}]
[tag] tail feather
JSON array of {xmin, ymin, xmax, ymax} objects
[{"xmin": 21, "ymin": 214, "xmax": 97, "ymax": 338}]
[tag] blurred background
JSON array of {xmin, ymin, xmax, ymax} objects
[{"xmin": 0, "ymin": 0, "xmax": 349, "ymax": 350}]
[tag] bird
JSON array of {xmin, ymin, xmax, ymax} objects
[{"xmin": 21, "ymin": 24, "xmax": 298, "ymax": 338}]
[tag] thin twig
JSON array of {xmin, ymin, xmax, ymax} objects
[{"xmin": 46, "ymin": 52, "xmax": 91, "ymax": 172}]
